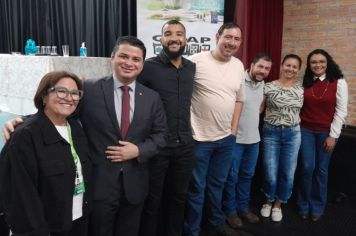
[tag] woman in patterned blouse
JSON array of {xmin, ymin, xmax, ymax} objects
[{"xmin": 260, "ymin": 54, "xmax": 304, "ymax": 222}]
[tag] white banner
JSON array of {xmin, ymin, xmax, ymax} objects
[{"xmin": 137, "ymin": 0, "xmax": 225, "ymax": 58}]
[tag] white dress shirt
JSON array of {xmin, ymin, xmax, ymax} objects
[
  {"xmin": 317, "ymin": 74, "xmax": 348, "ymax": 138},
  {"xmin": 113, "ymin": 74, "xmax": 136, "ymax": 128}
]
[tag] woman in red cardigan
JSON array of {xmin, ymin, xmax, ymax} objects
[{"xmin": 297, "ymin": 49, "xmax": 348, "ymax": 222}]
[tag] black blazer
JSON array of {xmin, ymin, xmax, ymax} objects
[
  {"xmin": 0, "ymin": 111, "xmax": 92, "ymax": 236},
  {"xmin": 80, "ymin": 76, "xmax": 167, "ymax": 204}
]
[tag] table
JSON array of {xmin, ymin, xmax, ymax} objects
[{"xmin": 0, "ymin": 54, "xmax": 112, "ymax": 115}]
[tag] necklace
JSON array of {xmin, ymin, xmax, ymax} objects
[
  {"xmin": 274, "ymin": 79, "xmax": 297, "ymax": 89},
  {"xmin": 311, "ymin": 80, "xmax": 329, "ymax": 99}
]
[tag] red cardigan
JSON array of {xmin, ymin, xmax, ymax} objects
[{"xmin": 300, "ymin": 79, "xmax": 337, "ymax": 132}]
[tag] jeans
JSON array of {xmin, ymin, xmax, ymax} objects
[
  {"xmin": 297, "ymin": 127, "xmax": 334, "ymax": 216},
  {"xmin": 262, "ymin": 123, "xmax": 301, "ymax": 203},
  {"xmin": 183, "ymin": 135, "xmax": 235, "ymax": 236},
  {"xmin": 140, "ymin": 142, "xmax": 195, "ymax": 236},
  {"xmin": 223, "ymin": 142, "xmax": 260, "ymax": 216}
]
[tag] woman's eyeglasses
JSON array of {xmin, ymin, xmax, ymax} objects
[{"xmin": 47, "ymin": 87, "xmax": 84, "ymax": 101}]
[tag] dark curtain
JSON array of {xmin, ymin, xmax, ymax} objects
[
  {"xmin": 0, "ymin": 0, "xmax": 49, "ymax": 54},
  {"xmin": 0, "ymin": 0, "xmax": 136, "ymax": 57},
  {"xmin": 0, "ymin": 0, "xmax": 283, "ymax": 61},
  {"xmin": 224, "ymin": 0, "xmax": 237, "ymax": 23},
  {"xmin": 234, "ymin": 0, "xmax": 284, "ymax": 81}
]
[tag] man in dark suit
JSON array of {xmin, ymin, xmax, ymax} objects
[
  {"xmin": 2, "ymin": 36, "xmax": 167, "ymax": 236},
  {"xmin": 82, "ymin": 36, "xmax": 167, "ymax": 236}
]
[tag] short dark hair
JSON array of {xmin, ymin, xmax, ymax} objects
[
  {"xmin": 282, "ymin": 54, "xmax": 302, "ymax": 69},
  {"xmin": 252, "ymin": 52, "xmax": 272, "ymax": 64},
  {"xmin": 217, "ymin": 22, "xmax": 242, "ymax": 36},
  {"xmin": 161, "ymin": 19, "xmax": 186, "ymax": 34},
  {"xmin": 303, "ymin": 49, "xmax": 344, "ymax": 88},
  {"xmin": 34, "ymin": 71, "xmax": 82, "ymax": 110},
  {"xmin": 112, "ymin": 36, "xmax": 146, "ymax": 60}
]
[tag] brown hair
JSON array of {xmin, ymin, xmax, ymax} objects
[
  {"xmin": 282, "ymin": 54, "xmax": 302, "ymax": 69},
  {"xmin": 217, "ymin": 22, "xmax": 242, "ymax": 36},
  {"xmin": 34, "ymin": 71, "xmax": 82, "ymax": 110}
]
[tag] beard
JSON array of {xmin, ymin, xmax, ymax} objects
[
  {"xmin": 250, "ymin": 70, "xmax": 265, "ymax": 82},
  {"xmin": 251, "ymin": 74, "xmax": 264, "ymax": 82},
  {"xmin": 162, "ymin": 43, "xmax": 186, "ymax": 59}
]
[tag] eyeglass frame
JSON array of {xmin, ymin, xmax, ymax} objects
[
  {"xmin": 310, "ymin": 60, "xmax": 327, "ymax": 65},
  {"xmin": 47, "ymin": 86, "xmax": 84, "ymax": 101}
]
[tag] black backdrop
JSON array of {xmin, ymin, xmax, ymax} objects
[
  {"xmin": 0, "ymin": 0, "xmax": 137, "ymax": 57},
  {"xmin": 0, "ymin": 0, "xmax": 235, "ymax": 57}
]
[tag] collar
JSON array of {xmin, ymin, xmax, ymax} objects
[
  {"xmin": 158, "ymin": 50, "xmax": 186, "ymax": 68},
  {"xmin": 210, "ymin": 50, "xmax": 232, "ymax": 63},
  {"xmin": 113, "ymin": 73, "xmax": 136, "ymax": 91},
  {"xmin": 245, "ymin": 70, "xmax": 253, "ymax": 82},
  {"xmin": 314, "ymin": 74, "xmax": 326, "ymax": 81},
  {"xmin": 34, "ymin": 111, "xmax": 68, "ymax": 145},
  {"xmin": 244, "ymin": 70, "xmax": 263, "ymax": 87}
]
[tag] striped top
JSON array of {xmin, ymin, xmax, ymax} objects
[{"xmin": 264, "ymin": 81, "xmax": 304, "ymax": 126}]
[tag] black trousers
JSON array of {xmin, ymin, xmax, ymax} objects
[
  {"xmin": 0, "ymin": 213, "xmax": 9, "ymax": 236},
  {"xmin": 1, "ymin": 210, "xmax": 88, "ymax": 236},
  {"xmin": 140, "ymin": 142, "xmax": 195, "ymax": 236},
  {"xmin": 52, "ymin": 216, "xmax": 88, "ymax": 236},
  {"xmin": 89, "ymin": 173, "xmax": 144, "ymax": 236}
]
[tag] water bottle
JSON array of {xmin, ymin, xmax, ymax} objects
[{"xmin": 80, "ymin": 42, "xmax": 87, "ymax": 57}]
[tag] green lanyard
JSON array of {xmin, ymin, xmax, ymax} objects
[
  {"xmin": 67, "ymin": 124, "xmax": 79, "ymax": 164},
  {"xmin": 67, "ymin": 124, "xmax": 85, "ymax": 195}
]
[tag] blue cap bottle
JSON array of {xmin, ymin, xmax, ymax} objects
[{"xmin": 80, "ymin": 42, "xmax": 87, "ymax": 57}]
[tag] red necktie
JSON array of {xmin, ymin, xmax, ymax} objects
[{"xmin": 120, "ymin": 85, "xmax": 130, "ymax": 139}]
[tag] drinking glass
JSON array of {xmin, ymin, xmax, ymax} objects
[
  {"xmin": 41, "ymin": 46, "xmax": 46, "ymax": 54},
  {"xmin": 62, "ymin": 45, "xmax": 69, "ymax": 57},
  {"xmin": 51, "ymin": 46, "xmax": 57, "ymax": 55}
]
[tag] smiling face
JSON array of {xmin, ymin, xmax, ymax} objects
[
  {"xmin": 310, "ymin": 53, "xmax": 327, "ymax": 77},
  {"xmin": 160, "ymin": 23, "xmax": 187, "ymax": 59},
  {"xmin": 281, "ymin": 58, "xmax": 301, "ymax": 80},
  {"xmin": 111, "ymin": 43, "xmax": 144, "ymax": 84},
  {"xmin": 43, "ymin": 77, "xmax": 79, "ymax": 125},
  {"xmin": 215, "ymin": 27, "xmax": 242, "ymax": 61},
  {"xmin": 250, "ymin": 59, "xmax": 272, "ymax": 82}
]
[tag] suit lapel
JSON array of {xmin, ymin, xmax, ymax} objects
[
  {"xmin": 101, "ymin": 76, "xmax": 120, "ymax": 135},
  {"xmin": 128, "ymin": 83, "xmax": 144, "ymax": 137}
]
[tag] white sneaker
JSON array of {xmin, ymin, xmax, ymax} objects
[
  {"xmin": 260, "ymin": 204, "xmax": 272, "ymax": 217},
  {"xmin": 271, "ymin": 207, "xmax": 283, "ymax": 222}
]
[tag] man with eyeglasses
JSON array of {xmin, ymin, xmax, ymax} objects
[{"xmin": 2, "ymin": 36, "xmax": 167, "ymax": 236}]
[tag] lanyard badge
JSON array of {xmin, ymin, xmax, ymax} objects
[{"xmin": 67, "ymin": 125, "xmax": 85, "ymax": 195}]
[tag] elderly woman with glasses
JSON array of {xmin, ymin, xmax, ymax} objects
[{"xmin": 0, "ymin": 71, "xmax": 91, "ymax": 236}]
